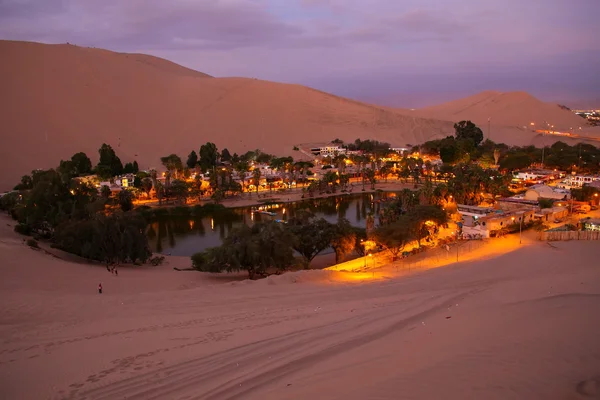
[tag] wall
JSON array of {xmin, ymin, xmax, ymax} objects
[{"xmin": 541, "ymin": 231, "xmax": 600, "ymax": 241}]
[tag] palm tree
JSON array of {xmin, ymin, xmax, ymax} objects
[
  {"xmin": 365, "ymin": 168, "xmax": 376, "ymax": 190},
  {"xmin": 234, "ymin": 161, "xmax": 250, "ymax": 196},
  {"xmin": 252, "ymin": 168, "xmax": 262, "ymax": 196},
  {"xmin": 379, "ymin": 164, "xmax": 391, "ymax": 182}
]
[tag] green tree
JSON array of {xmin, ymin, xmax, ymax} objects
[
  {"xmin": 234, "ymin": 161, "xmax": 251, "ymax": 195},
  {"xmin": 330, "ymin": 218, "xmax": 356, "ymax": 263},
  {"xmin": 373, "ymin": 216, "xmax": 413, "ymax": 260},
  {"xmin": 439, "ymin": 136, "xmax": 460, "ymax": 164},
  {"xmin": 141, "ymin": 177, "xmax": 153, "ymax": 198},
  {"xmin": 132, "ymin": 161, "xmax": 139, "ymax": 174},
  {"xmin": 407, "ymin": 205, "xmax": 448, "ymax": 247},
  {"xmin": 101, "ymin": 185, "xmax": 112, "ymax": 201},
  {"xmin": 160, "ymin": 154, "xmax": 184, "ymax": 180},
  {"xmin": 54, "ymin": 213, "xmax": 150, "ymax": 265},
  {"xmin": 96, "ymin": 143, "xmax": 123, "ymax": 179},
  {"xmin": 186, "ymin": 150, "xmax": 199, "ymax": 169},
  {"xmin": 117, "ymin": 190, "xmax": 134, "ymax": 212},
  {"xmin": 286, "ymin": 211, "xmax": 335, "ymax": 269},
  {"xmin": 170, "ymin": 180, "xmax": 189, "ymax": 204},
  {"xmin": 252, "ymin": 168, "xmax": 262, "ymax": 196},
  {"xmin": 365, "ymin": 168, "xmax": 377, "ymax": 190},
  {"xmin": 199, "ymin": 142, "xmax": 219, "ymax": 173},
  {"xmin": 70, "ymin": 152, "xmax": 92, "ymax": 175},
  {"xmin": 13, "ymin": 175, "xmax": 33, "ymax": 191},
  {"xmin": 123, "ymin": 162, "xmax": 134, "ymax": 174},
  {"xmin": 454, "ymin": 120, "xmax": 484, "ymax": 147},
  {"xmin": 191, "ymin": 221, "xmax": 297, "ymax": 279},
  {"xmin": 220, "ymin": 148, "xmax": 232, "ymax": 163},
  {"xmin": 58, "ymin": 159, "xmax": 78, "ymax": 180}
]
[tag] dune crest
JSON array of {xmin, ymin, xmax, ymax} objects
[{"xmin": 417, "ymin": 90, "xmax": 590, "ymax": 130}]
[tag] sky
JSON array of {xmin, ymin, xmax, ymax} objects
[{"xmin": 1, "ymin": 0, "xmax": 599, "ymax": 107}]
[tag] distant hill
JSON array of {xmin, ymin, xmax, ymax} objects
[
  {"xmin": 0, "ymin": 40, "xmax": 456, "ymax": 190},
  {"xmin": 416, "ymin": 90, "xmax": 592, "ymax": 132}
]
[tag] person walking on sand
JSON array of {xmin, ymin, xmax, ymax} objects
[{"xmin": 98, "ymin": 283, "xmax": 102, "ymax": 294}]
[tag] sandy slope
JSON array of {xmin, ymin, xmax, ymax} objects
[
  {"xmin": 0, "ymin": 40, "xmax": 456, "ymax": 191},
  {"xmin": 416, "ymin": 90, "xmax": 595, "ymax": 133},
  {"xmin": 2, "ymin": 40, "xmax": 599, "ymax": 191},
  {"xmin": 1, "ymin": 213, "xmax": 600, "ymax": 400}
]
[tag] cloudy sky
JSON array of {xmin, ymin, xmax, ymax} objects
[{"xmin": 1, "ymin": 0, "xmax": 599, "ymax": 107}]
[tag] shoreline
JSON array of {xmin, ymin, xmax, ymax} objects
[{"xmin": 138, "ymin": 180, "xmax": 419, "ymax": 210}]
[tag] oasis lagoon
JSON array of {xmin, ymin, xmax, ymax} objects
[{"xmin": 147, "ymin": 191, "xmax": 400, "ymax": 256}]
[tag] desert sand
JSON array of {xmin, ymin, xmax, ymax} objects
[
  {"xmin": 415, "ymin": 90, "xmax": 600, "ymax": 142},
  {"xmin": 3, "ymin": 40, "xmax": 599, "ymax": 191},
  {"xmin": 0, "ymin": 40, "xmax": 455, "ymax": 190},
  {"xmin": 1, "ymin": 212, "xmax": 600, "ymax": 400}
]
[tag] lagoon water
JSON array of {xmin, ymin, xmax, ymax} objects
[{"xmin": 148, "ymin": 192, "xmax": 398, "ymax": 256}]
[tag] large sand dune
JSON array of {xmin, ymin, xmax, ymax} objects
[
  {"xmin": 1, "ymin": 214, "xmax": 600, "ymax": 399},
  {"xmin": 2, "ymin": 40, "xmax": 598, "ymax": 191},
  {"xmin": 0, "ymin": 40, "xmax": 456, "ymax": 190},
  {"xmin": 417, "ymin": 90, "xmax": 593, "ymax": 134}
]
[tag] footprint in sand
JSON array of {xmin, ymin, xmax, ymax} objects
[{"xmin": 576, "ymin": 378, "xmax": 600, "ymax": 398}]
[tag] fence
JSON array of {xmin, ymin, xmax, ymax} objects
[{"xmin": 540, "ymin": 230, "xmax": 600, "ymax": 241}]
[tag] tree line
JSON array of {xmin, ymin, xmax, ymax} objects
[{"xmin": 2, "ymin": 144, "xmax": 153, "ymax": 266}]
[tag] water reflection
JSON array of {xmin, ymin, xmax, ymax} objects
[{"xmin": 148, "ymin": 192, "xmax": 398, "ymax": 256}]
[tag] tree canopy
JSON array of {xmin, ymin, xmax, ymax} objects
[
  {"xmin": 454, "ymin": 120, "xmax": 484, "ymax": 147},
  {"xmin": 199, "ymin": 142, "xmax": 218, "ymax": 172},
  {"xmin": 186, "ymin": 150, "xmax": 199, "ymax": 169},
  {"xmin": 96, "ymin": 143, "xmax": 123, "ymax": 179},
  {"xmin": 191, "ymin": 221, "xmax": 297, "ymax": 279},
  {"xmin": 286, "ymin": 210, "xmax": 336, "ymax": 268}
]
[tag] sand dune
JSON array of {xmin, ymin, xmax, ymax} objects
[
  {"xmin": 2, "ymin": 40, "xmax": 598, "ymax": 191},
  {"xmin": 417, "ymin": 90, "xmax": 593, "ymax": 133},
  {"xmin": 0, "ymin": 40, "xmax": 456, "ymax": 190},
  {"xmin": 1, "ymin": 214, "xmax": 599, "ymax": 399}
]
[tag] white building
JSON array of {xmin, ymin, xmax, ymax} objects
[
  {"xmin": 524, "ymin": 184, "xmax": 570, "ymax": 201},
  {"xmin": 561, "ymin": 174, "xmax": 600, "ymax": 188},
  {"xmin": 310, "ymin": 145, "xmax": 346, "ymax": 157},
  {"xmin": 390, "ymin": 147, "xmax": 410, "ymax": 154},
  {"xmin": 513, "ymin": 169, "xmax": 562, "ymax": 183}
]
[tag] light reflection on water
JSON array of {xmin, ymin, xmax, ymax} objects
[{"xmin": 148, "ymin": 192, "xmax": 398, "ymax": 256}]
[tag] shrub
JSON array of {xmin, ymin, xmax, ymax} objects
[
  {"xmin": 54, "ymin": 213, "xmax": 151, "ymax": 264},
  {"xmin": 191, "ymin": 252, "xmax": 206, "ymax": 269},
  {"xmin": 14, "ymin": 223, "xmax": 32, "ymax": 235},
  {"xmin": 26, "ymin": 238, "xmax": 39, "ymax": 248},
  {"xmin": 148, "ymin": 255, "xmax": 165, "ymax": 266}
]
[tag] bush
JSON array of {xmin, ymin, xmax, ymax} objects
[
  {"xmin": 191, "ymin": 252, "xmax": 206, "ymax": 269},
  {"xmin": 0, "ymin": 192, "xmax": 20, "ymax": 212},
  {"xmin": 54, "ymin": 213, "xmax": 151, "ymax": 264},
  {"xmin": 26, "ymin": 238, "xmax": 39, "ymax": 248},
  {"xmin": 148, "ymin": 255, "xmax": 165, "ymax": 266},
  {"xmin": 14, "ymin": 223, "xmax": 32, "ymax": 235}
]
